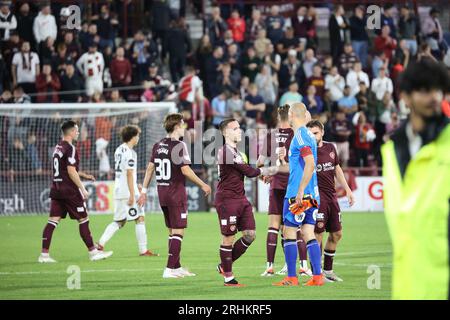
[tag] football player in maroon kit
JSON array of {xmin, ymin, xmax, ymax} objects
[
  {"xmin": 38, "ymin": 120, "xmax": 113, "ymax": 263},
  {"xmin": 138, "ymin": 113, "xmax": 211, "ymax": 279},
  {"xmin": 257, "ymin": 104, "xmax": 310, "ymax": 276},
  {"xmin": 216, "ymin": 118, "xmax": 278, "ymax": 287},
  {"xmin": 306, "ymin": 120, "xmax": 355, "ymax": 282}
]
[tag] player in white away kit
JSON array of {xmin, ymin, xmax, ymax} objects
[{"xmin": 98, "ymin": 125, "xmax": 159, "ymax": 256}]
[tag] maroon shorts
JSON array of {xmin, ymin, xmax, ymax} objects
[
  {"xmin": 161, "ymin": 203, "xmax": 188, "ymax": 229},
  {"xmin": 50, "ymin": 196, "xmax": 88, "ymax": 220},
  {"xmin": 216, "ymin": 198, "xmax": 255, "ymax": 236},
  {"xmin": 314, "ymin": 196, "xmax": 342, "ymax": 234},
  {"xmin": 268, "ymin": 189, "xmax": 286, "ymax": 215}
]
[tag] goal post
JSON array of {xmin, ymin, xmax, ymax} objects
[{"xmin": 0, "ymin": 102, "xmax": 176, "ymax": 216}]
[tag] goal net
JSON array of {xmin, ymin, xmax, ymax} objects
[{"xmin": 0, "ymin": 102, "xmax": 176, "ymax": 216}]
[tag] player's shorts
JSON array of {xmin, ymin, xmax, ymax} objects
[
  {"xmin": 114, "ymin": 198, "xmax": 145, "ymax": 222},
  {"xmin": 161, "ymin": 203, "xmax": 188, "ymax": 229},
  {"xmin": 268, "ymin": 189, "xmax": 286, "ymax": 215},
  {"xmin": 314, "ymin": 196, "xmax": 342, "ymax": 234},
  {"xmin": 50, "ymin": 195, "xmax": 87, "ymax": 220},
  {"xmin": 216, "ymin": 198, "xmax": 255, "ymax": 236},
  {"xmin": 282, "ymin": 198, "xmax": 318, "ymax": 228}
]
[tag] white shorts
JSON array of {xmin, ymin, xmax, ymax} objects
[{"xmin": 114, "ymin": 198, "xmax": 145, "ymax": 221}]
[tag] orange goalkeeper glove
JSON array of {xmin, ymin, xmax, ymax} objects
[{"xmin": 288, "ymin": 195, "xmax": 318, "ymax": 215}]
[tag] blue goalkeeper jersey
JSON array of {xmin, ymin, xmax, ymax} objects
[{"xmin": 285, "ymin": 126, "xmax": 320, "ymax": 203}]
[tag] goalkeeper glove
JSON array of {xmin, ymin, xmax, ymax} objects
[{"xmin": 288, "ymin": 195, "xmax": 318, "ymax": 215}]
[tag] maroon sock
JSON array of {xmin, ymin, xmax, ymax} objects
[
  {"xmin": 324, "ymin": 249, "xmax": 336, "ymax": 271},
  {"xmin": 232, "ymin": 237, "xmax": 251, "ymax": 262},
  {"xmin": 167, "ymin": 234, "xmax": 183, "ymax": 269},
  {"xmin": 79, "ymin": 219, "xmax": 95, "ymax": 251},
  {"xmin": 297, "ymin": 229, "xmax": 307, "ymax": 261},
  {"xmin": 42, "ymin": 220, "xmax": 58, "ymax": 253},
  {"xmin": 266, "ymin": 227, "xmax": 279, "ymax": 264},
  {"xmin": 220, "ymin": 245, "xmax": 233, "ymax": 277}
]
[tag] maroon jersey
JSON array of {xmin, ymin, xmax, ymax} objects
[
  {"xmin": 150, "ymin": 137, "xmax": 191, "ymax": 206},
  {"xmin": 260, "ymin": 127, "xmax": 294, "ymax": 190},
  {"xmin": 316, "ymin": 141, "xmax": 340, "ymax": 200},
  {"xmin": 215, "ymin": 144, "xmax": 261, "ymax": 202},
  {"xmin": 50, "ymin": 140, "xmax": 80, "ymax": 200}
]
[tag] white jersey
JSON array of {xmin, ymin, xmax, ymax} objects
[
  {"xmin": 114, "ymin": 143, "xmax": 139, "ymax": 199},
  {"xmin": 76, "ymin": 51, "xmax": 104, "ymax": 79}
]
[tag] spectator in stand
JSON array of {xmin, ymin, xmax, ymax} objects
[
  {"xmin": 76, "ymin": 42, "xmax": 105, "ymax": 97},
  {"xmin": 195, "ymin": 34, "xmax": 213, "ymax": 82},
  {"xmin": 325, "ymin": 65, "xmax": 345, "ymax": 102},
  {"xmin": 130, "ymin": 30, "xmax": 152, "ymax": 83},
  {"xmin": 151, "ymin": 0, "xmax": 170, "ymax": 55},
  {"xmin": 321, "ymin": 55, "xmax": 334, "ymax": 76},
  {"xmin": 337, "ymin": 85, "xmax": 358, "ymax": 120},
  {"xmin": 227, "ymin": 89, "xmax": 244, "ymax": 114},
  {"xmin": 398, "ymin": 5, "xmax": 420, "ymax": 57},
  {"xmin": 11, "ymin": 41, "xmax": 40, "ymax": 97},
  {"xmin": 307, "ymin": 64, "xmax": 325, "ymax": 98},
  {"xmin": 374, "ymin": 25, "xmax": 397, "ymax": 62},
  {"xmin": 277, "ymin": 27, "xmax": 304, "ymax": 61},
  {"xmin": 417, "ymin": 42, "xmax": 438, "ymax": 63},
  {"xmin": 33, "ymin": 3, "xmax": 57, "ymax": 45},
  {"xmin": 262, "ymin": 43, "xmax": 281, "ymax": 75},
  {"xmin": 216, "ymin": 62, "xmax": 239, "ymax": 95},
  {"xmin": 178, "ymin": 65, "xmax": 202, "ymax": 110},
  {"xmin": 9, "ymin": 137, "xmax": 30, "ymax": 180},
  {"xmin": 330, "ymin": 109, "xmax": 351, "ymax": 167},
  {"xmin": 422, "ymin": 8, "xmax": 448, "ymax": 60},
  {"xmin": 279, "ymin": 81, "xmax": 302, "ymax": 106},
  {"xmin": 353, "ymin": 111, "xmax": 375, "ymax": 167},
  {"xmin": 227, "ymin": 9, "xmax": 245, "ymax": 47},
  {"xmin": 53, "ymin": 43, "xmax": 74, "ymax": 76},
  {"xmin": 377, "ymin": 4, "xmax": 397, "ymax": 38},
  {"xmin": 26, "ymin": 133, "xmax": 42, "ymax": 174},
  {"xmin": 255, "ymin": 64, "xmax": 277, "ymax": 107},
  {"xmin": 305, "ymin": 6, "xmax": 318, "ymax": 49},
  {"xmin": 35, "ymin": 61, "xmax": 60, "ymax": 103},
  {"xmin": 92, "ymin": 4, "xmax": 118, "ymax": 51},
  {"xmin": 338, "ymin": 43, "xmax": 358, "ymax": 76},
  {"xmin": 254, "ymin": 29, "xmax": 271, "ymax": 59},
  {"xmin": 371, "ymin": 67, "xmax": 393, "ymax": 101},
  {"xmin": 15, "ymin": 2, "xmax": 34, "ymax": 49},
  {"xmin": 291, "ymin": 6, "xmax": 309, "ymax": 42},
  {"xmin": 204, "ymin": 5, "xmax": 227, "ymax": 46},
  {"xmin": 1, "ymin": 89, "xmax": 12, "ymax": 103},
  {"xmin": 241, "ymin": 46, "xmax": 261, "ymax": 83},
  {"xmin": 265, "ymin": 5, "xmax": 285, "ymax": 45},
  {"xmin": 394, "ymin": 39, "xmax": 411, "ymax": 69},
  {"xmin": 205, "ymin": 46, "xmax": 224, "ymax": 97},
  {"xmin": 303, "ymin": 85, "xmax": 324, "ymax": 116},
  {"xmin": 355, "ymin": 81, "xmax": 373, "ymax": 117},
  {"xmin": 224, "ymin": 43, "xmax": 241, "ymax": 77},
  {"xmin": 302, "ymin": 48, "xmax": 318, "ymax": 79},
  {"xmin": 239, "ymin": 76, "xmax": 250, "ymax": 100},
  {"xmin": 39, "ymin": 36, "xmax": 55, "ymax": 63},
  {"xmin": 346, "ymin": 61, "xmax": 370, "ymax": 97},
  {"xmin": 211, "ymin": 90, "xmax": 230, "ymax": 127},
  {"xmin": 80, "ymin": 23, "xmax": 100, "ymax": 52},
  {"xmin": 219, "ymin": 29, "xmax": 235, "ymax": 49},
  {"xmin": 245, "ymin": 8, "xmax": 265, "ymax": 44},
  {"xmin": 12, "ymin": 85, "xmax": 30, "ymax": 103},
  {"xmin": 108, "ymin": 89, "xmax": 125, "ymax": 103},
  {"xmin": 244, "ymin": 83, "xmax": 265, "ymax": 124},
  {"xmin": 349, "ymin": 5, "xmax": 369, "ymax": 68},
  {"xmin": 278, "ymin": 49, "xmax": 305, "ymax": 93},
  {"xmin": 372, "ymin": 50, "xmax": 389, "ymax": 78},
  {"xmin": 110, "ymin": 46, "xmax": 132, "ymax": 88},
  {"xmin": 165, "ymin": 18, "xmax": 192, "ymax": 83},
  {"xmin": 63, "ymin": 32, "xmax": 81, "ymax": 61},
  {"xmin": 0, "ymin": 1, "xmax": 17, "ymax": 43},
  {"xmin": 59, "ymin": 63, "xmax": 83, "ymax": 103},
  {"xmin": 329, "ymin": 5, "xmax": 348, "ymax": 64},
  {"xmin": 0, "ymin": 53, "xmax": 5, "ymax": 92}
]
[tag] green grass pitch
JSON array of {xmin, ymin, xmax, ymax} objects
[{"xmin": 0, "ymin": 212, "xmax": 391, "ymax": 300}]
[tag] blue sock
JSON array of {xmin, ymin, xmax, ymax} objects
[
  {"xmin": 307, "ymin": 239, "xmax": 322, "ymax": 275},
  {"xmin": 284, "ymin": 239, "xmax": 297, "ymax": 277}
]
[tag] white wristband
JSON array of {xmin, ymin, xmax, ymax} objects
[{"xmin": 141, "ymin": 187, "xmax": 148, "ymax": 194}]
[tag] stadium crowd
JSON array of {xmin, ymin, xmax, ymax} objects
[{"xmin": 1, "ymin": 0, "xmax": 450, "ymax": 179}]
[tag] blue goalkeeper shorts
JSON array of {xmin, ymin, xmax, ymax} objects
[{"xmin": 282, "ymin": 198, "xmax": 318, "ymax": 228}]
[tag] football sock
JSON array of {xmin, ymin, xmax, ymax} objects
[
  {"xmin": 220, "ymin": 245, "xmax": 233, "ymax": 277},
  {"xmin": 307, "ymin": 239, "xmax": 322, "ymax": 276},
  {"xmin": 266, "ymin": 227, "xmax": 279, "ymax": 264},
  {"xmin": 79, "ymin": 219, "xmax": 95, "ymax": 251},
  {"xmin": 324, "ymin": 249, "xmax": 336, "ymax": 271},
  {"xmin": 42, "ymin": 220, "xmax": 58, "ymax": 253},
  {"xmin": 284, "ymin": 239, "xmax": 297, "ymax": 277},
  {"xmin": 297, "ymin": 229, "xmax": 308, "ymax": 261},
  {"xmin": 232, "ymin": 237, "xmax": 251, "ymax": 262},
  {"xmin": 135, "ymin": 222, "xmax": 148, "ymax": 254},
  {"xmin": 98, "ymin": 221, "xmax": 121, "ymax": 247},
  {"xmin": 167, "ymin": 234, "xmax": 183, "ymax": 269}
]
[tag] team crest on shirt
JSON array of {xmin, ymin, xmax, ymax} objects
[
  {"xmin": 317, "ymin": 222, "xmax": 324, "ymax": 229},
  {"xmin": 330, "ymin": 152, "xmax": 335, "ymax": 160},
  {"xmin": 128, "ymin": 159, "xmax": 135, "ymax": 167},
  {"xmin": 128, "ymin": 208, "xmax": 137, "ymax": 217}
]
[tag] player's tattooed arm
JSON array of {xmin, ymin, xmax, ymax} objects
[
  {"xmin": 137, "ymin": 162, "xmax": 155, "ymax": 207},
  {"xmin": 335, "ymin": 164, "xmax": 355, "ymax": 206},
  {"xmin": 67, "ymin": 166, "xmax": 89, "ymax": 199},
  {"xmin": 181, "ymin": 165, "xmax": 211, "ymax": 196},
  {"xmin": 78, "ymin": 171, "xmax": 95, "ymax": 181}
]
